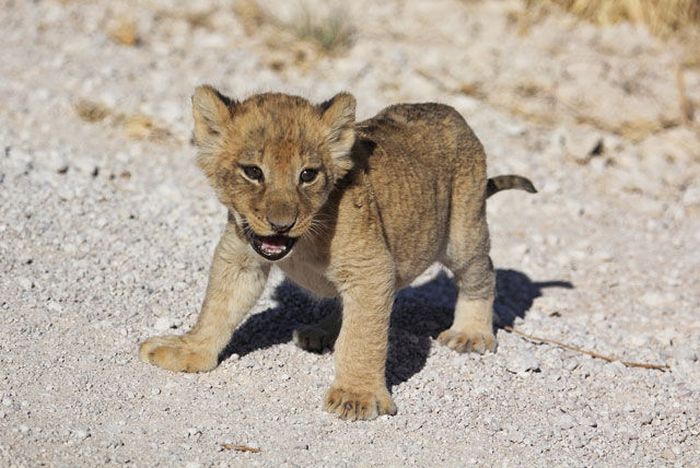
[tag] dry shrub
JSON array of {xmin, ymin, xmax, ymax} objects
[
  {"xmin": 291, "ymin": 4, "xmax": 354, "ymax": 52},
  {"xmin": 525, "ymin": 0, "xmax": 700, "ymax": 37},
  {"xmin": 233, "ymin": 0, "xmax": 354, "ymax": 54}
]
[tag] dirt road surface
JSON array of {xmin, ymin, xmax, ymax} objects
[{"xmin": 1, "ymin": 0, "xmax": 698, "ymax": 466}]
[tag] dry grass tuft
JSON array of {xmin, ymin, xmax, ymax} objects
[
  {"xmin": 680, "ymin": 28, "xmax": 700, "ymax": 66},
  {"xmin": 458, "ymin": 82, "xmax": 486, "ymax": 98},
  {"xmin": 107, "ymin": 17, "xmax": 140, "ymax": 46},
  {"xmin": 182, "ymin": 10, "xmax": 216, "ymax": 30},
  {"xmin": 74, "ymin": 99, "xmax": 110, "ymax": 123},
  {"xmin": 233, "ymin": 0, "xmax": 354, "ymax": 54},
  {"xmin": 154, "ymin": 8, "xmax": 217, "ymax": 31},
  {"xmin": 525, "ymin": 0, "xmax": 700, "ymax": 37},
  {"xmin": 73, "ymin": 99, "xmax": 172, "ymax": 142},
  {"xmin": 290, "ymin": 5, "xmax": 355, "ymax": 53},
  {"xmin": 122, "ymin": 115, "xmax": 171, "ymax": 141},
  {"xmin": 233, "ymin": 0, "xmax": 267, "ymax": 35}
]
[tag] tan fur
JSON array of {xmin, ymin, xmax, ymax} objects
[{"xmin": 139, "ymin": 85, "xmax": 535, "ymax": 421}]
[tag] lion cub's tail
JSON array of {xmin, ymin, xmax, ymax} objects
[{"xmin": 486, "ymin": 175, "xmax": 537, "ymax": 198}]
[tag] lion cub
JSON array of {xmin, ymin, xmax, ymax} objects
[{"xmin": 139, "ymin": 86, "xmax": 536, "ymax": 420}]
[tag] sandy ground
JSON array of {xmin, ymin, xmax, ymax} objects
[{"xmin": 1, "ymin": 0, "xmax": 699, "ymax": 466}]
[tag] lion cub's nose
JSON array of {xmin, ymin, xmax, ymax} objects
[{"xmin": 268, "ymin": 217, "xmax": 296, "ymax": 234}]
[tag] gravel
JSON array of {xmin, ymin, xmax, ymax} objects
[{"xmin": 1, "ymin": 0, "xmax": 699, "ymax": 466}]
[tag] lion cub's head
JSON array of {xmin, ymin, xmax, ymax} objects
[{"xmin": 191, "ymin": 85, "xmax": 356, "ymax": 261}]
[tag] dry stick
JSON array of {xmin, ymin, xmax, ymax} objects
[
  {"xmin": 221, "ymin": 443, "xmax": 261, "ymax": 453},
  {"xmin": 503, "ymin": 326, "xmax": 670, "ymax": 371},
  {"xmin": 676, "ymin": 64, "xmax": 694, "ymax": 123}
]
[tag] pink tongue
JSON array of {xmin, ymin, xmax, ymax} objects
[{"xmin": 261, "ymin": 236, "xmax": 287, "ymax": 254}]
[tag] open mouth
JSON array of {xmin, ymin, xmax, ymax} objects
[{"xmin": 246, "ymin": 232, "xmax": 298, "ymax": 261}]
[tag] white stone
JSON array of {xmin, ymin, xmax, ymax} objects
[
  {"xmin": 506, "ymin": 351, "xmax": 540, "ymax": 374},
  {"xmin": 682, "ymin": 183, "xmax": 700, "ymax": 207},
  {"xmin": 154, "ymin": 316, "xmax": 177, "ymax": 332},
  {"xmin": 641, "ymin": 292, "xmax": 672, "ymax": 307},
  {"xmin": 675, "ymin": 347, "xmax": 698, "ymax": 363},
  {"xmin": 556, "ymin": 413, "xmax": 576, "ymax": 430},
  {"xmin": 562, "ymin": 125, "xmax": 604, "ymax": 164},
  {"xmin": 73, "ymin": 429, "xmax": 90, "ymax": 440},
  {"xmin": 18, "ymin": 278, "xmax": 33, "ymax": 291}
]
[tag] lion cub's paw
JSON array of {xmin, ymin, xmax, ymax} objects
[
  {"xmin": 139, "ymin": 335, "xmax": 218, "ymax": 373},
  {"xmin": 324, "ymin": 385, "xmax": 397, "ymax": 421},
  {"xmin": 437, "ymin": 329, "xmax": 496, "ymax": 354},
  {"xmin": 292, "ymin": 325, "xmax": 337, "ymax": 353}
]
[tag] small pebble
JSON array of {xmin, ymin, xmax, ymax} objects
[
  {"xmin": 73, "ymin": 429, "xmax": 90, "ymax": 441},
  {"xmin": 18, "ymin": 278, "xmax": 33, "ymax": 291},
  {"xmin": 556, "ymin": 414, "xmax": 576, "ymax": 430},
  {"xmin": 675, "ymin": 347, "xmax": 697, "ymax": 363},
  {"xmin": 506, "ymin": 351, "xmax": 540, "ymax": 374},
  {"xmin": 154, "ymin": 316, "xmax": 178, "ymax": 332},
  {"xmin": 641, "ymin": 292, "xmax": 670, "ymax": 307}
]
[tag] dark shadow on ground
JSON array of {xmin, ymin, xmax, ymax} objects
[
  {"xmin": 387, "ymin": 269, "xmax": 573, "ymax": 386},
  {"xmin": 221, "ymin": 269, "xmax": 573, "ymax": 388}
]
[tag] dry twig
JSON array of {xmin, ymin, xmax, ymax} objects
[
  {"xmin": 676, "ymin": 64, "xmax": 695, "ymax": 123},
  {"xmin": 221, "ymin": 443, "xmax": 261, "ymax": 453},
  {"xmin": 504, "ymin": 326, "xmax": 670, "ymax": 371}
]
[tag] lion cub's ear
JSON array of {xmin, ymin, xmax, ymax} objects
[
  {"xmin": 318, "ymin": 92, "xmax": 356, "ymax": 178},
  {"xmin": 191, "ymin": 85, "xmax": 236, "ymax": 146}
]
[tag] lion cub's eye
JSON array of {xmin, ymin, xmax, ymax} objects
[
  {"xmin": 241, "ymin": 165, "xmax": 264, "ymax": 182},
  {"xmin": 299, "ymin": 168, "xmax": 319, "ymax": 184}
]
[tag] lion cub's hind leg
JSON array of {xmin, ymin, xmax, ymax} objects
[
  {"xmin": 437, "ymin": 283, "xmax": 496, "ymax": 353},
  {"xmin": 439, "ymin": 215, "xmax": 497, "ymax": 354},
  {"xmin": 293, "ymin": 301, "xmax": 342, "ymax": 353}
]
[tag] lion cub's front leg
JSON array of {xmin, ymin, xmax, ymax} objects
[
  {"xmin": 324, "ymin": 259, "xmax": 397, "ymax": 421},
  {"xmin": 140, "ymin": 224, "xmax": 269, "ymax": 372}
]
